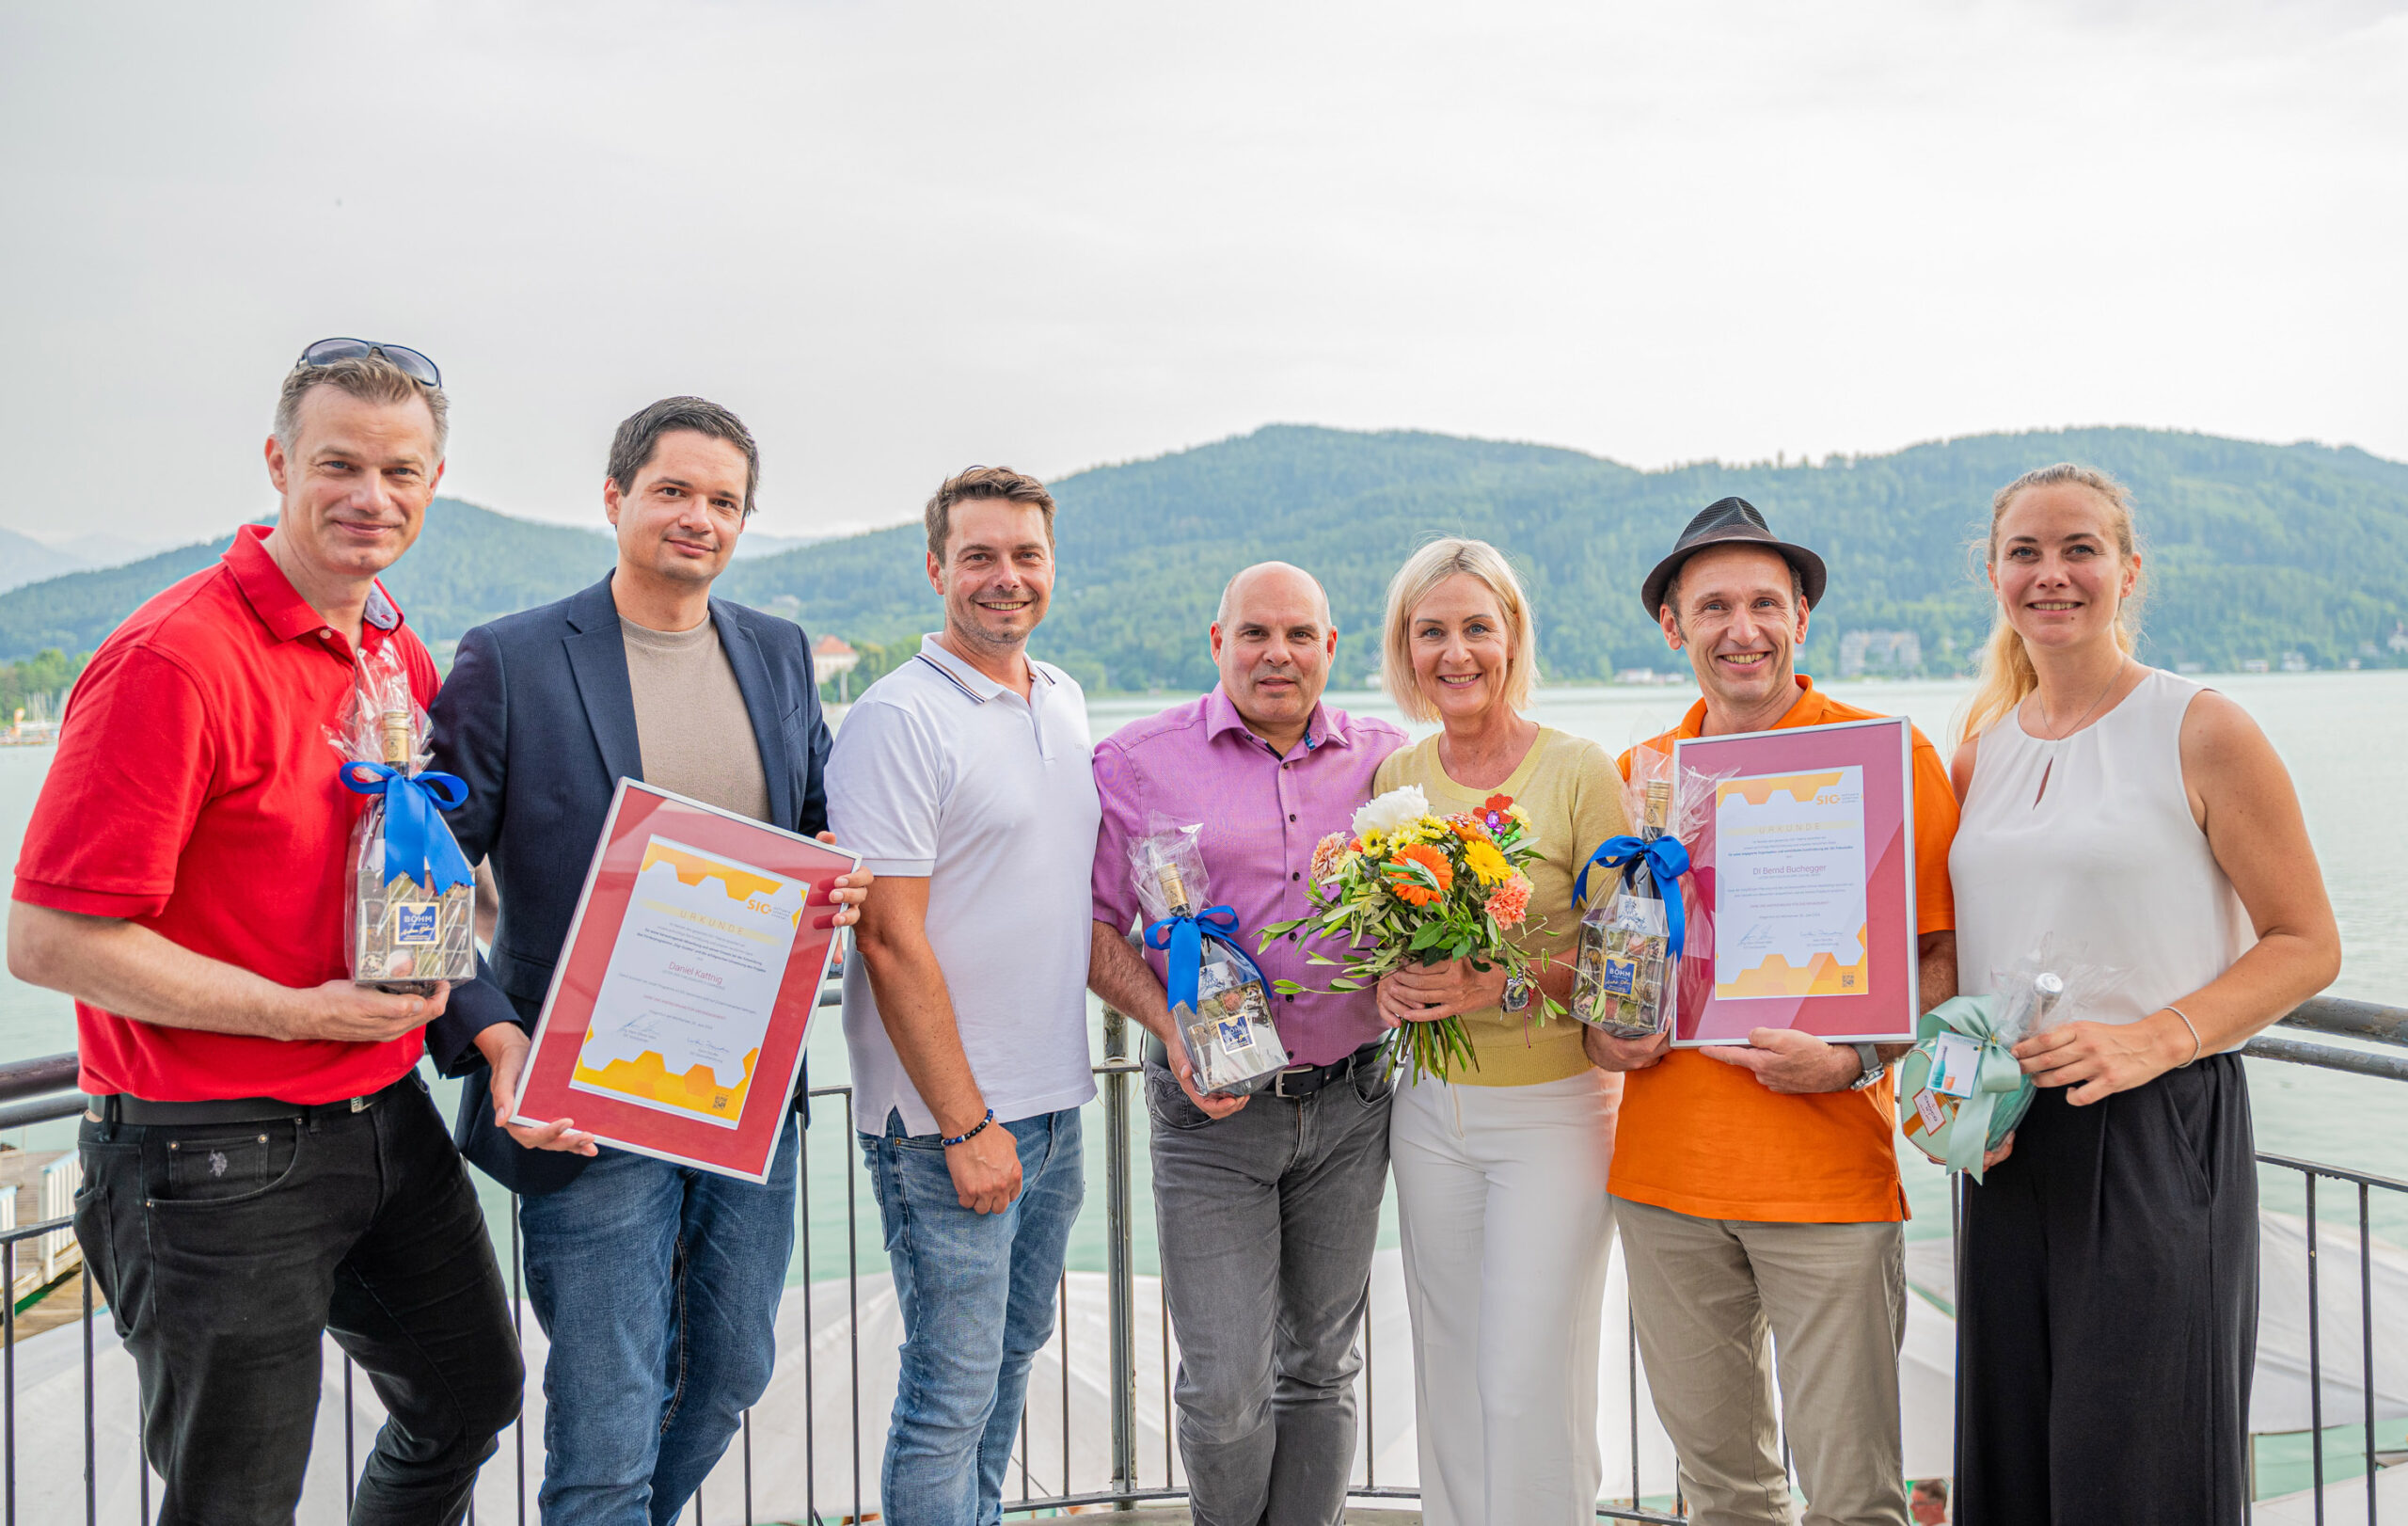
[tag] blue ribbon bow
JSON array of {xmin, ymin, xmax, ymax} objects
[
  {"xmin": 1574, "ymin": 835, "xmax": 1693, "ymax": 961},
  {"xmin": 340, "ymin": 761, "xmax": 475, "ymax": 895},
  {"xmin": 1144, "ymin": 904, "xmax": 1255, "ymax": 1014}
]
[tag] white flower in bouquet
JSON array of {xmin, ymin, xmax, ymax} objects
[{"xmin": 1352, "ymin": 785, "xmax": 1430, "ymax": 839}]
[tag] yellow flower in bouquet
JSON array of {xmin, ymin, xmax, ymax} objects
[
  {"xmin": 1463, "ymin": 837, "xmax": 1513, "ymax": 887},
  {"xmin": 1260, "ymin": 784, "xmax": 1559, "ymax": 1082}
]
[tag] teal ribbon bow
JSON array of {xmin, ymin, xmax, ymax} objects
[
  {"xmin": 1144, "ymin": 905, "xmax": 1264, "ymax": 1014},
  {"xmin": 340, "ymin": 761, "xmax": 475, "ymax": 895},
  {"xmin": 1915, "ymin": 994, "xmax": 2034, "ymax": 1180},
  {"xmin": 1574, "ymin": 835, "xmax": 1692, "ymax": 961}
]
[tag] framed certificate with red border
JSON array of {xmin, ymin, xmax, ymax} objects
[
  {"xmin": 1671, "ymin": 714, "xmax": 1918, "ymax": 1046},
  {"xmin": 510, "ymin": 781, "xmax": 860, "ymax": 1181}
]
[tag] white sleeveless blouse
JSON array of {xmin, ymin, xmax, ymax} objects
[{"xmin": 1950, "ymin": 668, "xmax": 2253, "ymax": 1048}]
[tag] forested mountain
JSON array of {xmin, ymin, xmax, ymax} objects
[
  {"xmin": 0, "ymin": 503, "xmax": 612, "ymax": 660},
  {"xmin": 0, "ymin": 536, "xmax": 235, "ymax": 657},
  {"xmin": 5, "ymin": 427, "xmax": 2405, "ymax": 691},
  {"xmin": 718, "ymin": 424, "xmax": 2408, "ymax": 691},
  {"xmin": 0, "ymin": 529, "xmax": 90, "ymax": 595}
]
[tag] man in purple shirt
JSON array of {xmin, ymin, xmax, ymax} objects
[{"xmin": 1089, "ymin": 562, "xmax": 1406, "ymax": 1526}]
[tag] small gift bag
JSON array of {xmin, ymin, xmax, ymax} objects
[
  {"xmin": 1899, "ymin": 951, "xmax": 2116, "ymax": 1181},
  {"xmin": 1133, "ymin": 820, "xmax": 1290, "ymax": 1096},
  {"xmin": 1570, "ymin": 744, "xmax": 1719, "ymax": 1040},
  {"xmin": 328, "ymin": 649, "xmax": 476, "ymax": 993}
]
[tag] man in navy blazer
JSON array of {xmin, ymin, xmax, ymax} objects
[{"xmin": 427, "ymin": 396, "xmax": 866, "ymax": 1524}]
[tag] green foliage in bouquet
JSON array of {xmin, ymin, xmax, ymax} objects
[{"xmin": 1259, "ymin": 784, "xmax": 1556, "ymax": 1083}]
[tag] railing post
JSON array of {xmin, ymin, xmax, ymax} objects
[
  {"xmin": 1103, "ymin": 1003, "xmax": 1138, "ymax": 1508},
  {"xmin": 1952, "ymin": 1172, "xmax": 1964, "ymax": 1513}
]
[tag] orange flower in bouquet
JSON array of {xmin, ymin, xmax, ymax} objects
[{"xmin": 1386, "ymin": 844, "xmax": 1454, "ymax": 906}]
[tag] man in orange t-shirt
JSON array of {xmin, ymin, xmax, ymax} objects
[{"xmin": 1588, "ymin": 498, "xmax": 1959, "ymax": 1526}]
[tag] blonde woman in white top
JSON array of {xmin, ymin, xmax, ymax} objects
[{"xmin": 1946, "ymin": 464, "xmax": 2341, "ymax": 1526}]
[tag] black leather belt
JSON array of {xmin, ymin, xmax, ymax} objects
[
  {"xmin": 1269, "ymin": 1041, "xmax": 1385, "ymax": 1100},
  {"xmin": 1142, "ymin": 1034, "xmax": 1385, "ymax": 1100},
  {"xmin": 87, "ymin": 1076, "xmax": 407, "ymax": 1128}
]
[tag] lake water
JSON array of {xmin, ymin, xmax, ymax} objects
[{"xmin": 3, "ymin": 670, "xmax": 2404, "ymax": 1278}]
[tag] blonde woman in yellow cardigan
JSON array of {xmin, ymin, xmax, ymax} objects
[{"xmin": 1371, "ymin": 537, "xmax": 1627, "ymax": 1526}]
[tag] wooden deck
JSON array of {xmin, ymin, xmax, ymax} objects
[
  {"xmin": 8, "ymin": 1267, "xmax": 91, "ymax": 1343},
  {"xmin": 0, "ymin": 1144, "xmax": 83, "ymax": 1310}
]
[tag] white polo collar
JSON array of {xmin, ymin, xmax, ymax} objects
[{"xmin": 914, "ymin": 631, "xmax": 1055, "ymax": 704}]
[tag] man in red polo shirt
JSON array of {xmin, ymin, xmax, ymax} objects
[{"xmin": 7, "ymin": 342, "xmax": 521, "ymax": 1525}]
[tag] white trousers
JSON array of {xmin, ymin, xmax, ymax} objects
[{"xmin": 1391, "ymin": 1067, "xmax": 1621, "ymax": 1526}]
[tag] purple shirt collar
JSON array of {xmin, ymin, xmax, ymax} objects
[{"xmin": 1201, "ymin": 685, "xmax": 1354, "ymax": 755}]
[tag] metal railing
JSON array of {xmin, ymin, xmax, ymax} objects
[{"xmin": 0, "ymin": 993, "xmax": 2400, "ymax": 1523}]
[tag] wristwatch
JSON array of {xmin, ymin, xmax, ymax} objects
[
  {"xmin": 1500, "ymin": 974, "xmax": 1532, "ymax": 1013},
  {"xmin": 1847, "ymin": 1042, "xmax": 1887, "ymax": 1090}
]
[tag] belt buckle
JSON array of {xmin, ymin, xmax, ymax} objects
[
  {"xmin": 1273, "ymin": 1068, "xmax": 1305, "ymax": 1101},
  {"xmin": 350, "ymin": 1094, "xmax": 371, "ymax": 1113}
]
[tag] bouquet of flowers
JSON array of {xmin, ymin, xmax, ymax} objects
[
  {"xmin": 326, "ymin": 648, "xmax": 476, "ymax": 993},
  {"xmin": 1259, "ymin": 784, "xmax": 1552, "ymax": 1083}
]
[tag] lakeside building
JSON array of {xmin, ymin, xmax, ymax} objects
[
  {"xmin": 1840, "ymin": 628, "xmax": 1924, "ymax": 679},
  {"xmin": 813, "ymin": 633, "xmax": 861, "ymax": 702}
]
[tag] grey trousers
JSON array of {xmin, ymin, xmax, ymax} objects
[{"xmin": 1145, "ymin": 1052, "xmax": 1393, "ymax": 1526}]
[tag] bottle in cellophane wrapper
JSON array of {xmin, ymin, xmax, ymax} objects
[
  {"xmin": 327, "ymin": 649, "xmax": 476, "ymax": 994},
  {"xmin": 1571, "ymin": 743, "xmax": 1719, "ymax": 1040},
  {"xmin": 1132, "ymin": 820, "xmax": 1290, "ymax": 1096},
  {"xmin": 1899, "ymin": 945, "xmax": 2120, "ymax": 1179}
]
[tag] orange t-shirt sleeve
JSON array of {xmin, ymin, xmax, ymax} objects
[{"xmin": 1907, "ymin": 727, "xmax": 1959, "ymax": 935}]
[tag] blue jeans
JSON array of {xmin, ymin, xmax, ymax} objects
[
  {"xmin": 519, "ymin": 1121, "xmax": 800, "ymax": 1526},
  {"xmin": 863, "ymin": 1107, "xmax": 1085, "ymax": 1526}
]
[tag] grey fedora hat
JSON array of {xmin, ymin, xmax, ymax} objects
[{"xmin": 1639, "ymin": 497, "xmax": 1829, "ymax": 619}]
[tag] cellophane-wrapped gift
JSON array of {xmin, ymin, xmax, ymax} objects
[
  {"xmin": 1133, "ymin": 820, "xmax": 1290, "ymax": 1096},
  {"xmin": 1570, "ymin": 743, "xmax": 1719, "ymax": 1040},
  {"xmin": 1900, "ymin": 947, "xmax": 2118, "ymax": 1181},
  {"xmin": 327, "ymin": 649, "xmax": 476, "ymax": 993}
]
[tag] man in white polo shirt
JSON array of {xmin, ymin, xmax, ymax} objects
[{"xmin": 830, "ymin": 466, "xmax": 1101, "ymax": 1526}]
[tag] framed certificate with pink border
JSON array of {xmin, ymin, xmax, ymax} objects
[
  {"xmin": 509, "ymin": 781, "xmax": 859, "ymax": 1182},
  {"xmin": 1670, "ymin": 714, "xmax": 1919, "ymax": 1046}
]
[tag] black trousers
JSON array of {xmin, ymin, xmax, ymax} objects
[
  {"xmin": 73, "ymin": 1073, "xmax": 523, "ymax": 1526},
  {"xmin": 1956, "ymin": 1053, "xmax": 2258, "ymax": 1526}
]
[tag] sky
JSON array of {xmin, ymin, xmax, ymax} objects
[{"xmin": 3, "ymin": 0, "xmax": 2404, "ymax": 548}]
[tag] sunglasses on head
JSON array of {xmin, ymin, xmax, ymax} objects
[{"xmin": 296, "ymin": 338, "xmax": 442, "ymax": 389}]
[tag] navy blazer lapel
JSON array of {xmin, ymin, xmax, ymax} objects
[
  {"xmin": 712, "ymin": 601, "xmax": 794, "ymax": 830},
  {"xmin": 562, "ymin": 576, "xmax": 643, "ymax": 788}
]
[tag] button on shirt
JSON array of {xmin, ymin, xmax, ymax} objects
[
  {"xmin": 1090, "ymin": 688, "xmax": 1406, "ymax": 1067},
  {"xmin": 13, "ymin": 525, "xmax": 437, "ymax": 1104},
  {"xmin": 827, "ymin": 634, "xmax": 1102, "ymax": 1135}
]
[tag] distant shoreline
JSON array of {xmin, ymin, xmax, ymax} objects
[
  {"xmin": 3, "ymin": 667, "xmax": 2396, "ymax": 749},
  {"xmin": 1080, "ymin": 666, "xmax": 2407, "ymax": 704}
]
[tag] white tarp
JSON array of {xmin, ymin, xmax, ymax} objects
[
  {"xmin": 2254, "ymin": 1462, "xmax": 2408, "ymax": 1522},
  {"xmin": 1906, "ymin": 1209, "xmax": 2408, "ymax": 1439},
  {"xmin": 2252, "ymin": 1210, "xmax": 2408, "ymax": 1432},
  {"xmin": 5, "ymin": 1236, "xmax": 1965, "ymax": 1520}
]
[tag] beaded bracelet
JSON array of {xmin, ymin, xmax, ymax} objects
[{"xmin": 942, "ymin": 1108, "xmax": 994, "ymax": 1148}]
